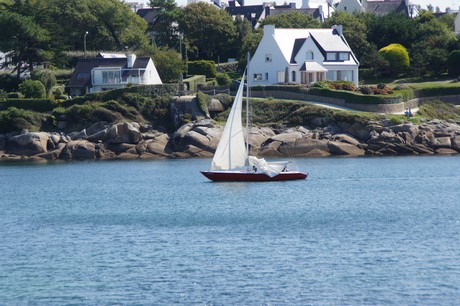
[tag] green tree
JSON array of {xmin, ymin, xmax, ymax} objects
[
  {"xmin": 378, "ymin": 43, "xmax": 410, "ymax": 76},
  {"xmin": 149, "ymin": 0, "xmax": 182, "ymax": 48},
  {"xmin": 233, "ymin": 15, "xmax": 252, "ymax": 59},
  {"xmin": 367, "ymin": 13, "xmax": 418, "ymax": 50},
  {"xmin": 179, "ymin": 2, "xmax": 237, "ymax": 60},
  {"xmin": 18, "ymin": 79, "xmax": 46, "ymax": 98},
  {"xmin": 447, "ymin": 50, "xmax": 460, "ymax": 76},
  {"xmin": 0, "ymin": 11, "xmax": 50, "ymax": 79},
  {"xmin": 151, "ymin": 47, "xmax": 185, "ymax": 82},
  {"xmin": 261, "ymin": 11, "xmax": 321, "ymax": 28},
  {"xmin": 410, "ymin": 15, "xmax": 457, "ymax": 77}
]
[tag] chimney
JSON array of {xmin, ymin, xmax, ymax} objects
[
  {"xmin": 127, "ymin": 54, "xmax": 136, "ymax": 68},
  {"xmin": 302, "ymin": 0, "xmax": 310, "ymax": 9},
  {"xmin": 332, "ymin": 25, "xmax": 343, "ymax": 36},
  {"xmin": 264, "ymin": 24, "xmax": 275, "ymax": 37}
]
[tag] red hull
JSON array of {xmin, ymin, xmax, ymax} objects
[{"xmin": 201, "ymin": 170, "xmax": 308, "ymax": 182}]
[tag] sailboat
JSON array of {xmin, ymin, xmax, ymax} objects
[{"xmin": 201, "ymin": 69, "xmax": 308, "ymax": 182}]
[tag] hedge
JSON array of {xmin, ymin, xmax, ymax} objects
[
  {"xmin": 62, "ymin": 84, "xmax": 178, "ymax": 107},
  {"xmin": 183, "ymin": 75, "xmax": 206, "ymax": 92},
  {"xmin": 1, "ymin": 99, "xmax": 57, "ymax": 112},
  {"xmin": 308, "ymin": 87, "xmax": 402, "ymax": 104},
  {"xmin": 413, "ymin": 86, "xmax": 460, "ymax": 98}
]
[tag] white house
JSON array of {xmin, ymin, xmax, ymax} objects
[
  {"xmin": 248, "ymin": 24, "xmax": 359, "ymax": 87},
  {"xmin": 336, "ymin": 0, "xmax": 419, "ymax": 17},
  {"xmin": 66, "ymin": 54, "xmax": 162, "ymax": 96}
]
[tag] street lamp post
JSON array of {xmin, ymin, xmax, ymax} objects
[{"xmin": 84, "ymin": 31, "xmax": 88, "ymax": 58}]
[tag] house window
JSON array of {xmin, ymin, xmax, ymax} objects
[
  {"xmin": 339, "ymin": 53, "xmax": 350, "ymax": 61},
  {"xmin": 265, "ymin": 54, "xmax": 272, "ymax": 62},
  {"xmin": 253, "ymin": 73, "xmax": 263, "ymax": 81},
  {"xmin": 326, "ymin": 52, "xmax": 337, "ymax": 61},
  {"xmin": 265, "ymin": 73, "xmax": 269, "ymax": 80},
  {"xmin": 77, "ymin": 72, "xmax": 88, "ymax": 79},
  {"xmin": 102, "ymin": 70, "xmax": 120, "ymax": 84},
  {"xmin": 291, "ymin": 71, "xmax": 296, "ymax": 82},
  {"xmin": 306, "ymin": 51, "xmax": 314, "ymax": 61}
]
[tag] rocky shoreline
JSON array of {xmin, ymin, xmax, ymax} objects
[{"xmin": 1, "ymin": 118, "xmax": 460, "ymax": 162}]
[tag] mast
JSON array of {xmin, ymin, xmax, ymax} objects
[{"xmin": 246, "ymin": 52, "xmax": 250, "ymax": 165}]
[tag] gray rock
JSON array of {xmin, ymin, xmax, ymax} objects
[
  {"xmin": 86, "ymin": 121, "xmax": 108, "ymax": 136},
  {"xmin": 68, "ymin": 129, "xmax": 87, "ymax": 140},
  {"xmin": 327, "ymin": 141, "xmax": 365, "ymax": 155},
  {"xmin": 60, "ymin": 140, "xmax": 96, "ymax": 160},
  {"xmin": 429, "ymin": 137, "xmax": 452, "ymax": 149},
  {"xmin": 331, "ymin": 133, "xmax": 361, "ymax": 146},
  {"xmin": 106, "ymin": 122, "xmax": 141, "ymax": 144},
  {"xmin": 451, "ymin": 136, "xmax": 460, "ymax": 152},
  {"xmin": 7, "ymin": 132, "xmax": 50, "ymax": 156},
  {"xmin": 279, "ymin": 138, "xmax": 329, "ymax": 156}
]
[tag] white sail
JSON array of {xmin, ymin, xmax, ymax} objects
[{"xmin": 210, "ymin": 71, "xmax": 248, "ymax": 170}]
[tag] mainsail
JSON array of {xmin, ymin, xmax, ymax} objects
[{"xmin": 210, "ymin": 71, "xmax": 248, "ymax": 170}]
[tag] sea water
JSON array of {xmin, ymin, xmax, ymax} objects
[{"xmin": 0, "ymin": 156, "xmax": 459, "ymax": 305}]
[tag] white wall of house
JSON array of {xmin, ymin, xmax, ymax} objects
[
  {"xmin": 335, "ymin": 0, "xmax": 364, "ymax": 13},
  {"xmin": 88, "ymin": 58, "xmax": 162, "ymax": 93},
  {"xmin": 248, "ymin": 25, "xmax": 290, "ymax": 86},
  {"xmin": 249, "ymin": 25, "xmax": 359, "ymax": 87},
  {"xmin": 144, "ymin": 59, "xmax": 162, "ymax": 85}
]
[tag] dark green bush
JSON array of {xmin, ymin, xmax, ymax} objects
[
  {"xmin": 0, "ymin": 107, "xmax": 47, "ymax": 133},
  {"xmin": 19, "ymin": 80, "xmax": 46, "ymax": 99},
  {"xmin": 215, "ymin": 72, "xmax": 232, "ymax": 86},
  {"xmin": 447, "ymin": 50, "xmax": 460, "ymax": 77},
  {"xmin": 188, "ymin": 60, "xmax": 217, "ymax": 78},
  {"xmin": 0, "ymin": 74, "xmax": 20, "ymax": 92}
]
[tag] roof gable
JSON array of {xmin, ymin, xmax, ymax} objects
[
  {"xmin": 269, "ymin": 27, "xmax": 351, "ymax": 63},
  {"xmin": 365, "ymin": 0, "xmax": 407, "ymax": 15}
]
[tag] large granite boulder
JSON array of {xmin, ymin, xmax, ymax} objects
[
  {"xmin": 6, "ymin": 132, "xmax": 50, "ymax": 156},
  {"xmin": 327, "ymin": 141, "xmax": 365, "ymax": 155},
  {"xmin": 60, "ymin": 140, "xmax": 96, "ymax": 160},
  {"xmin": 278, "ymin": 138, "xmax": 330, "ymax": 156},
  {"xmin": 105, "ymin": 122, "xmax": 141, "ymax": 144}
]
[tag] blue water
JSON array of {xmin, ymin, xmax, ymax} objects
[{"xmin": 1, "ymin": 156, "xmax": 459, "ymax": 305}]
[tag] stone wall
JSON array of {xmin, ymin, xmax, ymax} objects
[{"xmin": 249, "ymin": 90, "xmax": 460, "ymax": 113}]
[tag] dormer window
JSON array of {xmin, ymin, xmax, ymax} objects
[
  {"xmin": 265, "ymin": 54, "xmax": 272, "ymax": 62},
  {"xmin": 326, "ymin": 52, "xmax": 350, "ymax": 61},
  {"xmin": 306, "ymin": 51, "xmax": 314, "ymax": 61}
]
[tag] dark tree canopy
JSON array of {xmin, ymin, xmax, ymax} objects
[{"xmin": 179, "ymin": 2, "xmax": 237, "ymax": 61}]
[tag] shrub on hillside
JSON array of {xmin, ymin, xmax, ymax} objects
[
  {"xmin": 188, "ymin": 60, "xmax": 217, "ymax": 78},
  {"xmin": 18, "ymin": 80, "xmax": 46, "ymax": 99},
  {"xmin": 32, "ymin": 69, "xmax": 57, "ymax": 97},
  {"xmin": 0, "ymin": 107, "xmax": 47, "ymax": 133},
  {"xmin": 378, "ymin": 43, "xmax": 410, "ymax": 76},
  {"xmin": 359, "ymin": 86, "xmax": 374, "ymax": 95},
  {"xmin": 312, "ymin": 80, "xmax": 334, "ymax": 89},
  {"xmin": 215, "ymin": 72, "xmax": 231, "ymax": 86}
]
